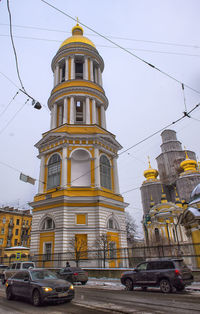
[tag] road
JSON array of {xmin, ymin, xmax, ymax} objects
[{"xmin": 0, "ymin": 282, "xmax": 200, "ymax": 313}]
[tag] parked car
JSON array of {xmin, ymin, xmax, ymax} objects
[
  {"xmin": 57, "ymin": 267, "xmax": 88, "ymax": 285},
  {"xmin": 0, "ymin": 265, "xmax": 8, "ymax": 279},
  {"xmin": 5, "ymin": 268, "xmax": 74, "ymax": 306},
  {"xmin": 121, "ymin": 258, "xmax": 193, "ymax": 293},
  {"xmin": 2, "ymin": 261, "xmax": 35, "ymax": 284}
]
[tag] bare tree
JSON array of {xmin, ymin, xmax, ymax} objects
[
  {"xmin": 125, "ymin": 211, "xmax": 138, "ymax": 242},
  {"xmin": 68, "ymin": 235, "xmax": 87, "ymax": 267},
  {"xmin": 94, "ymin": 233, "xmax": 111, "ymax": 268}
]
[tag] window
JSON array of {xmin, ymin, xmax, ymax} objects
[
  {"xmin": 75, "ymin": 61, "xmax": 83, "ymax": 79},
  {"xmin": 100, "ymin": 155, "xmax": 111, "ymax": 190},
  {"xmin": 47, "ymin": 154, "xmax": 61, "ymax": 189},
  {"xmin": 137, "ymin": 263, "xmax": 148, "ymax": 271},
  {"xmin": 109, "ymin": 241, "xmax": 116, "ymax": 259},
  {"xmin": 93, "ymin": 64, "xmax": 98, "ymax": 83},
  {"xmin": 61, "ymin": 63, "xmax": 65, "ymax": 82},
  {"xmin": 0, "ymin": 238, "xmax": 3, "ymax": 245},
  {"xmin": 75, "ymin": 100, "xmax": 84, "ymax": 122},
  {"xmin": 15, "ymin": 229, "xmax": 19, "ymax": 236},
  {"xmin": 16, "ymin": 263, "xmax": 21, "ymax": 269},
  {"xmin": 7, "ymin": 239, "xmax": 11, "ymax": 247},
  {"xmin": 1, "ymin": 228, "xmax": 4, "ymax": 235},
  {"xmin": 76, "ymin": 214, "xmax": 86, "ymax": 225},
  {"xmin": 155, "ymin": 228, "xmax": 160, "ymax": 242},
  {"xmin": 14, "ymin": 239, "xmax": 18, "ymax": 246},
  {"xmin": 2, "ymin": 217, "xmax": 6, "ymax": 224},
  {"xmin": 16, "ymin": 219, "xmax": 20, "ymax": 225},
  {"xmin": 44, "ymin": 243, "xmax": 52, "ymax": 261},
  {"xmin": 71, "ymin": 149, "xmax": 91, "ymax": 186},
  {"xmin": 41, "ymin": 217, "xmax": 55, "ymax": 230},
  {"xmin": 107, "ymin": 218, "xmax": 118, "ymax": 230}
]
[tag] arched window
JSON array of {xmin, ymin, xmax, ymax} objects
[
  {"xmin": 41, "ymin": 217, "xmax": 55, "ymax": 230},
  {"xmin": 100, "ymin": 155, "xmax": 111, "ymax": 189},
  {"xmin": 71, "ymin": 149, "xmax": 91, "ymax": 186},
  {"xmin": 47, "ymin": 154, "xmax": 61, "ymax": 189},
  {"xmin": 107, "ymin": 217, "xmax": 119, "ymax": 230}
]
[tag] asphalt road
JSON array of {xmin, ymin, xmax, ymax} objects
[{"xmin": 0, "ymin": 283, "xmax": 200, "ymax": 313}]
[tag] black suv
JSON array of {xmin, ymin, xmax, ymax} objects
[{"xmin": 121, "ymin": 258, "xmax": 193, "ymax": 293}]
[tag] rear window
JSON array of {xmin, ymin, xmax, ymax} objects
[
  {"xmin": 22, "ymin": 263, "xmax": 34, "ymax": 269},
  {"xmin": 174, "ymin": 260, "xmax": 190, "ymax": 270}
]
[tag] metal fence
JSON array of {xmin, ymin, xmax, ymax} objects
[{"xmin": 2, "ymin": 242, "xmax": 200, "ymax": 269}]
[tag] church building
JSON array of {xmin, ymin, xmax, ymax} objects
[{"xmin": 30, "ymin": 23, "xmax": 128, "ymax": 267}]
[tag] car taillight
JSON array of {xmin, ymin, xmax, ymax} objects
[
  {"xmin": 73, "ymin": 272, "xmax": 78, "ymax": 276},
  {"xmin": 175, "ymin": 269, "xmax": 181, "ymax": 276}
]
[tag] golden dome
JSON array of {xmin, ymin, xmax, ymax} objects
[
  {"xmin": 60, "ymin": 22, "xmax": 96, "ymax": 48},
  {"xmin": 143, "ymin": 157, "xmax": 158, "ymax": 181},
  {"xmin": 180, "ymin": 150, "xmax": 198, "ymax": 174}
]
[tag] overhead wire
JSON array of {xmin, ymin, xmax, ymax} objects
[
  {"xmin": 40, "ymin": 0, "xmax": 200, "ymax": 96},
  {"xmin": 1, "ymin": 34, "xmax": 200, "ymax": 58},
  {"xmin": 0, "ymin": 90, "xmax": 19, "ymax": 118},
  {"xmin": 6, "ymin": 0, "xmax": 26, "ymax": 93},
  {"xmin": 1, "ymin": 23, "xmax": 199, "ymax": 49}
]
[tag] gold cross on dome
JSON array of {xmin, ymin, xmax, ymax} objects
[{"xmin": 76, "ymin": 17, "xmax": 79, "ymax": 25}]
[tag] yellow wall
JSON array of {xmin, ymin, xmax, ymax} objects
[{"xmin": 39, "ymin": 231, "xmax": 55, "ymax": 267}]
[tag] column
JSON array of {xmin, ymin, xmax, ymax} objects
[
  {"xmin": 113, "ymin": 157, "xmax": 120, "ymax": 194},
  {"xmin": 38, "ymin": 155, "xmax": 45, "ymax": 194},
  {"xmin": 65, "ymin": 57, "xmax": 69, "ymax": 81},
  {"xmin": 61, "ymin": 146, "xmax": 68, "ymax": 188},
  {"xmin": 52, "ymin": 103, "xmax": 57, "ymax": 129},
  {"xmin": 84, "ymin": 56, "xmax": 88, "ymax": 80},
  {"xmin": 71, "ymin": 56, "xmax": 75, "ymax": 79},
  {"xmin": 70, "ymin": 96, "xmax": 75, "ymax": 124},
  {"xmin": 95, "ymin": 148, "xmax": 100, "ymax": 188},
  {"xmin": 92, "ymin": 99, "xmax": 96, "ymax": 124},
  {"xmin": 100, "ymin": 105, "xmax": 106, "ymax": 129},
  {"xmin": 90, "ymin": 59, "xmax": 94, "ymax": 82},
  {"xmin": 85, "ymin": 97, "xmax": 90, "ymax": 124},
  {"xmin": 50, "ymin": 110, "xmax": 53, "ymax": 129},
  {"xmin": 55, "ymin": 64, "xmax": 59, "ymax": 85},
  {"xmin": 63, "ymin": 97, "xmax": 68, "ymax": 124},
  {"xmin": 98, "ymin": 67, "xmax": 102, "ymax": 86}
]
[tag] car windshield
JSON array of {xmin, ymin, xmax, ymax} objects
[
  {"xmin": 22, "ymin": 263, "xmax": 34, "ymax": 269},
  {"xmin": 31, "ymin": 270, "xmax": 58, "ymax": 280}
]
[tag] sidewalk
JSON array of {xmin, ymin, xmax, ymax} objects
[{"xmin": 88, "ymin": 277, "xmax": 200, "ymax": 291}]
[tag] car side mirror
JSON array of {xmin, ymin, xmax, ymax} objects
[{"xmin": 24, "ymin": 277, "xmax": 29, "ymax": 282}]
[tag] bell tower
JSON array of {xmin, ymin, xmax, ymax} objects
[{"xmin": 30, "ymin": 23, "xmax": 128, "ymax": 267}]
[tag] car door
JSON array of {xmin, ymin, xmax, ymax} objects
[
  {"xmin": 145, "ymin": 261, "xmax": 159, "ymax": 285},
  {"xmin": 18, "ymin": 271, "xmax": 31, "ymax": 298},
  {"xmin": 134, "ymin": 262, "xmax": 148, "ymax": 285}
]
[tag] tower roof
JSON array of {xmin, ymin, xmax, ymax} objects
[
  {"xmin": 60, "ymin": 22, "xmax": 96, "ymax": 48},
  {"xmin": 143, "ymin": 157, "xmax": 158, "ymax": 181},
  {"xmin": 180, "ymin": 149, "xmax": 198, "ymax": 175}
]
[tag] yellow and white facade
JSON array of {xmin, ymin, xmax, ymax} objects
[{"xmin": 30, "ymin": 23, "xmax": 128, "ymax": 267}]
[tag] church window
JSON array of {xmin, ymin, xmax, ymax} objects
[
  {"xmin": 71, "ymin": 149, "xmax": 91, "ymax": 186},
  {"xmin": 75, "ymin": 100, "xmax": 84, "ymax": 123},
  {"xmin": 75, "ymin": 60, "xmax": 83, "ymax": 79},
  {"xmin": 107, "ymin": 218, "xmax": 118, "ymax": 230},
  {"xmin": 44, "ymin": 243, "xmax": 52, "ymax": 261},
  {"xmin": 41, "ymin": 217, "xmax": 55, "ymax": 230},
  {"xmin": 61, "ymin": 63, "xmax": 65, "ymax": 82},
  {"xmin": 93, "ymin": 64, "xmax": 98, "ymax": 83},
  {"xmin": 100, "ymin": 155, "xmax": 111, "ymax": 190},
  {"xmin": 47, "ymin": 154, "xmax": 61, "ymax": 189}
]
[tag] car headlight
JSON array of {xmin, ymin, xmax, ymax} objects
[
  {"xmin": 69, "ymin": 284, "xmax": 74, "ymax": 290},
  {"xmin": 42, "ymin": 287, "xmax": 53, "ymax": 292}
]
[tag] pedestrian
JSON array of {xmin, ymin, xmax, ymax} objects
[{"xmin": 66, "ymin": 261, "xmax": 70, "ymax": 267}]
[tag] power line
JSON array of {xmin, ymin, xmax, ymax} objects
[
  {"xmin": 1, "ymin": 23, "xmax": 200, "ymax": 50},
  {"xmin": 0, "ymin": 90, "xmax": 19, "ymax": 118},
  {"xmin": 0, "ymin": 98, "xmax": 30, "ymax": 136},
  {"xmin": 1, "ymin": 34, "xmax": 200, "ymax": 58},
  {"xmin": 6, "ymin": 0, "xmax": 26, "ymax": 93},
  {"xmin": 40, "ymin": 0, "xmax": 200, "ymax": 96}
]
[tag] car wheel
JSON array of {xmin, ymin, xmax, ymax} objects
[
  {"xmin": 125, "ymin": 278, "xmax": 134, "ymax": 291},
  {"xmin": 32, "ymin": 289, "xmax": 41, "ymax": 306},
  {"xmin": 81, "ymin": 281, "xmax": 87, "ymax": 285},
  {"xmin": 160, "ymin": 279, "xmax": 172, "ymax": 293},
  {"xmin": 6, "ymin": 286, "xmax": 14, "ymax": 300}
]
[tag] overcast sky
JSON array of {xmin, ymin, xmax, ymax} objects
[{"xmin": 0, "ymin": 0, "xmax": 200, "ymax": 236}]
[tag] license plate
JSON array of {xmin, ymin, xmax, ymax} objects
[{"xmin": 58, "ymin": 292, "xmax": 68, "ymax": 297}]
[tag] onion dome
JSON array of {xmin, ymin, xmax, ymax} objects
[
  {"xmin": 143, "ymin": 157, "xmax": 158, "ymax": 181},
  {"xmin": 180, "ymin": 150, "xmax": 198, "ymax": 175},
  {"xmin": 60, "ymin": 21, "xmax": 95, "ymax": 48}
]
